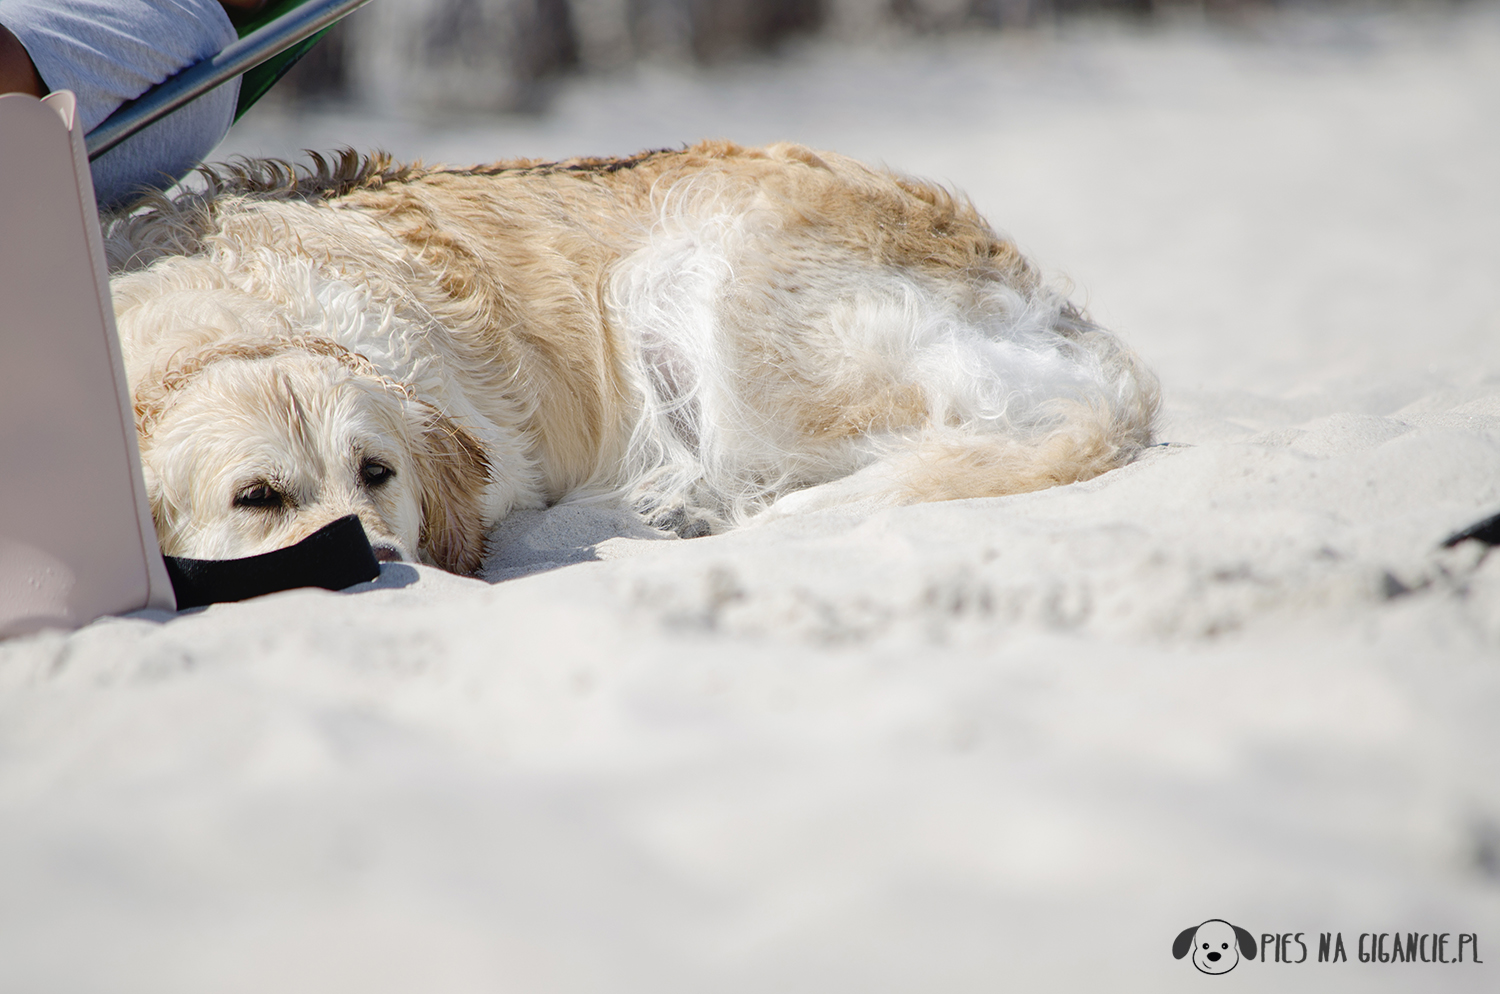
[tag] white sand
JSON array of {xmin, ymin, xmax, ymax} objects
[{"xmin": 4, "ymin": 6, "xmax": 1500, "ymax": 991}]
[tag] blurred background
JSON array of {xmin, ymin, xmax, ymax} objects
[{"xmin": 255, "ymin": 0, "xmax": 1455, "ymax": 116}]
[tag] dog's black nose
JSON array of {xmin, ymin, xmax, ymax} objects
[
  {"xmin": 371, "ymin": 543, "xmax": 404, "ymax": 563},
  {"xmin": 1206, "ymin": 952, "xmax": 1221, "ymax": 962}
]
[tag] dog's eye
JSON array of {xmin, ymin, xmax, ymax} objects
[
  {"xmin": 360, "ymin": 459, "xmax": 395, "ymax": 488},
  {"xmin": 234, "ymin": 482, "xmax": 288, "ymax": 510}
]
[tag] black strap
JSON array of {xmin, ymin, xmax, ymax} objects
[
  {"xmin": 1442, "ymin": 509, "xmax": 1500, "ymax": 548},
  {"xmin": 165, "ymin": 514, "xmax": 380, "ymax": 609}
]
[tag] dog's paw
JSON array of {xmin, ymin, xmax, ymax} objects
[{"xmin": 645, "ymin": 505, "xmax": 717, "ymax": 539}]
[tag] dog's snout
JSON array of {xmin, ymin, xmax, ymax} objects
[
  {"xmin": 371, "ymin": 543, "xmax": 404, "ymax": 563},
  {"xmin": 1206, "ymin": 952, "xmax": 1221, "ymax": 962}
]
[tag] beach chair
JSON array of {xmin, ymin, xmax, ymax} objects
[
  {"xmin": 1, "ymin": 0, "xmax": 378, "ymax": 638},
  {"xmin": 87, "ymin": 0, "xmax": 372, "ymax": 159}
]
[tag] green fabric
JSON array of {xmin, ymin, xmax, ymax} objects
[{"xmin": 232, "ymin": 0, "xmax": 334, "ymax": 122}]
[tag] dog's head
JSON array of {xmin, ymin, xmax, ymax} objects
[
  {"xmin": 134, "ymin": 337, "xmax": 491, "ymax": 575},
  {"xmin": 1172, "ymin": 919, "xmax": 1256, "ymax": 975}
]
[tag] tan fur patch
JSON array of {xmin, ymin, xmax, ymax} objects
[{"xmin": 411, "ymin": 405, "xmax": 492, "ymax": 575}]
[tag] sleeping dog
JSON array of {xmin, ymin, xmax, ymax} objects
[{"xmin": 106, "ymin": 141, "xmax": 1159, "ymax": 574}]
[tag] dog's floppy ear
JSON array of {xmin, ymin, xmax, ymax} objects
[
  {"xmin": 1172, "ymin": 926, "xmax": 1198, "ymax": 960},
  {"xmin": 410, "ymin": 404, "xmax": 491, "ymax": 576},
  {"xmin": 1233, "ymin": 924, "xmax": 1258, "ymax": 960}
]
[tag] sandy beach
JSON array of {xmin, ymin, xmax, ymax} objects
[{"xmin": 3, "ymin": 4, "xmax": 1499, "ymax": 990}]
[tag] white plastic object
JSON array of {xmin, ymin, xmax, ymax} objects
[{"xmin": 0, "ymin": 90, "xmax": 175, "ymax": 637}]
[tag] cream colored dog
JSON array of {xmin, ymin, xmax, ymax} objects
[{"xmin": 106, "ymin": 141, "xmax": 1159, "ymax": 575}]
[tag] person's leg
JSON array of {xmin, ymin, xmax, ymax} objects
[
  {"xmin": 0, "ymin": 21, "xmax": 44, "ymax": 96},
  {"xmin": 0, "ymin": 0, "xmax": 242, "ymax": 207}
]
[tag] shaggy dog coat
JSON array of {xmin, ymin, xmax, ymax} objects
[{"xmin": 106, "ymin": 141, "xmax": 1159, "ymax": 575}]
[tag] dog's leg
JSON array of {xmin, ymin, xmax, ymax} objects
[
  {"xmin": 753, "ymin": 400, "xmax": 1143, "ymax": 525},
  {"xmin": 750, "ymin": 459, "xmax": 910, "ymax": 524}
]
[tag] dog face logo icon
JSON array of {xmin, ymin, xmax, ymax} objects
[{"xmin": 1173, "ymin": 919, "xmax": 1258, "ymax": 974}]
